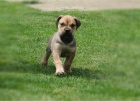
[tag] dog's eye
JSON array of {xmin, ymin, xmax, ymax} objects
[
  {"xmin": 60, "ymin": 23, "xmax": 65, "ymax": 27},
  {"xmin": 71, "ymin": 24, "xmax": 76, "ymax": 28}
]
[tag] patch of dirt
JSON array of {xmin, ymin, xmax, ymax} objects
[{"xmin": 7, "ymin": 0, "xmax": 140, "ymax": 11}]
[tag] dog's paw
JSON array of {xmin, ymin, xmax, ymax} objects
[
  {"xmin": 40, "ymin": 60, "xmax": 48, "ymax": 66},
  {"xmin": 64, "ymin": 68, "xmax": 72, "ymax": 73},
  {"xmin": 55, "ymin": 68, "xmax": 65, "ymax": 76}
]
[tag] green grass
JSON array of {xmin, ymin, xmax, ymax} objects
[{"xmin": 0, "ymin": 1, "xmax": 140, "ymax": 101}]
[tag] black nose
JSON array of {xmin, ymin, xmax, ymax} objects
[{"xmin": 65, "ymin": 28, "xmax": 70, "ymax": 32}]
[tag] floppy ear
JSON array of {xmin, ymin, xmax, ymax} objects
[
  {"xmin": 74, "ymin": 17, "xmax": 81, "ymax": 30},
  {"xmin": 56, "ymin": 15, "xmax": 64, "ymax": 28}
]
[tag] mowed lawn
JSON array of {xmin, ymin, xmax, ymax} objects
[{"xmin": 0, "ymin": 1, "xmax": 140, "ymax": 101}]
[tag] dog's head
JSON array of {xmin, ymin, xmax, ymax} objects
[
  {"xmin": 56, "ymin": 15, "xmax": 81, "ymax": 35},
  {"xmin": 56, "ymin": 15, "xmax": 81, "ymax": 44}
]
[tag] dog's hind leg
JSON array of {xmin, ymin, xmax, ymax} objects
[{"xmin": 40, "ymin": 47, "xmax": 51, "ymax": 66}]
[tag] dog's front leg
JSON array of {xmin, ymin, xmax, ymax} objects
[
  {"xmin": 52, "ymin": 50, "xmax": 65, "ymax": 75},
  {"xmin": 64, "ymin": 52, "xmax": 75, "ymax": 73}
]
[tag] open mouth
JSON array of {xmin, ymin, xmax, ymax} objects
[{"xmin": 60, "ymin": 32, "xmax": 73, "ymax": 44}]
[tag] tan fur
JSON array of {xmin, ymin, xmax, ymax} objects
[{"xmin": 40, "ymin": 15, "xmax": 81, "ymax": 76}]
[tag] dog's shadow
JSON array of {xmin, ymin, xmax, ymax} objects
[
  {"xmin": 70, "ymin": 67, "xmax": 105, "ymax": 80},
  {"xmin": 39, "ymin": 65, "xmax": 106, "ymax": 80},
  {"xmin": 1, "ymin": 62, "xmax": 105, "ymax": 80}
]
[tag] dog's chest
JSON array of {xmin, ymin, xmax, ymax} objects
[{"xmin": 60, "ymin": 45, "xmax": 75, "ymax": 57}]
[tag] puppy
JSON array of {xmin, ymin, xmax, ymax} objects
[{"xmin": 40, "ymin": 15, "xmax": 81, "ymax": 76}]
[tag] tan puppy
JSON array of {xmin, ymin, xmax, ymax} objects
[{"xmin": 40, "ymin": 15, "xmax": 81, "ymax": 76}]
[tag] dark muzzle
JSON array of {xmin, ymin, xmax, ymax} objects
[{"xmin": 60, "ymin": 32, "xmax": 73, "ymax": 44}]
